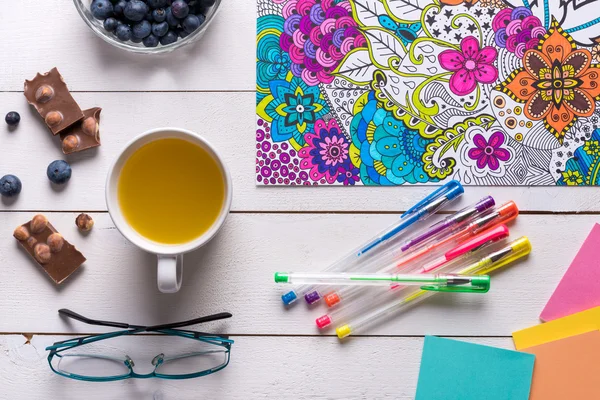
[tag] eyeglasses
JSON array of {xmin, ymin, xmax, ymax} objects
[{"xmin": 46, "ymin": 309, "xmax": 233, "ymax": 381}]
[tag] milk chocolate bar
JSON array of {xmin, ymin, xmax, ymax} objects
[
  {"xmin": 14, "ymin": 215, "xmax": 86, "ymax": 285},
  {"xmin": 60, "ymin": 107, "xmax": 102, "ymax": 154},
  {"xmin": 24, "ymin": 68, "xmax": 84, "ymax": 135}
]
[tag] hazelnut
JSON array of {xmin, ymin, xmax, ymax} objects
[
  {"xmin": 34, "ymin": 243, "xmax": 52, "ymax": 264},
  {"xmin": 47, "ymin": 233, "xmax": 64, "ymax": 253},
  {"xmin": 45, "ymin": 111, "xmax": 63, "ymax": 127},
  {"xmin": 81, "ymin": 117, "xmax": 98, "ymax": 137},
  {"xmin": 35, "ymin": 85, "xmax": 54, "ymax": 103},
  {"xmin": 30, "ymin": 214, "xmax": 48, "ymax": 233},
  {"xmin": 76, "ymin": 213, "xmax": 94, "ymax": 232},
  {"xmin": 26, "ymin": 237, "xmax": 38, "ymax": 248},
  {"xmin": 13, "ymin": 226, "xmax": 30, "ymax": 241},
  {"xmin": 62, "ymin": 135, "xmax": 80, "ymax": 153}
]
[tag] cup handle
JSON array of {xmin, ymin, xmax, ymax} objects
[{"xmin": 157, "ymin": 254, "xmax": 183, "ymax": 293}]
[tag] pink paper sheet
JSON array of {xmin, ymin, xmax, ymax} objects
[{"xmin": 540, "ymin": 224, "xmax": 600, "ymax": 322}]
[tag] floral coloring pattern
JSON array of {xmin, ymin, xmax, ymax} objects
[
  {"xmin": 257, "ymin": 0, "xmax": 600, "ymax": 186},
  {"xmin": 439, "ymin": 36, "xmax": 498, "ymax": 96}
]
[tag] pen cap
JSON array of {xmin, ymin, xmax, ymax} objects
[
  {"xmin": 465, "ymin": 237, "xmax": 532, "ymax": 276},
  {"xmin": 470, "ymin": 201, "xmax": 519, "ymax": 234},
  {"xmin": 497, "ymin": 201, "xmax": 519, "ymax": 219},
  {"xmin": 402, "ymin": 180, "xmax": 463, "ymax": 217},
  {"xmin": 475, "ymin": 196, "xmax": 496, "ymax": 212},
  {"xmin": 444, "ymin": 224, "xmax": 509, "ymax": 260}
]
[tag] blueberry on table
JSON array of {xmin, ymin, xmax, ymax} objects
[
  {"xmin": 91, "ymin": 0, "xmax": 114, "ymax": 20},
  {"xmin": 152, "ymin": 21, "xmax": 169, "ymax": 37},
  {"xmin": 182, "ymin": 14, "xmax": 202, "ymax": 33},
  {"xmin": 115, "ymin": 23, "xmax": 132, "ymax": 41},
  {"xmin": 132, "ymin": 20, "xmax": 152, "ymax": 39},
  {"xmin": 124, "ymin": 0, "xmax": 149, "ymax": 22},
  {"xmin": 47, "ymin": 160, "xmax": 72, "ymax": 185},
  {"xmin": 0, "ymin": 175, "xmax": 22, "ymax": 197},
  {"xmin": 143, "ymin": 34, "xmax": 159, "ymax": 47},
  {"xmin": 152, "ymin": 8, "xmax": 166, "ymax": 22},
  {"xmin": 5, "ymin": 111, "xmax": 20, "ymax": 126},
  {"xmin": 113, "ymin": 0, "xmax": 127, "ymax": 15},
  {"xmin": 147, "ymin": 0, "xmax": 168, "ymax": 8},
  {"xmin": 165, "ymin": 7, "xmax": 180, "ymax": 27},
  {"xmin": 160, "ymin": 30, "xmax": 179, "ymax": 45},
  {"xmin": 171, "ymin": 0, "xmax": 189, "ymax": 18},
  {"xmin": 103, "ymin": 17, "xmax": 119, "ymax": 32}
]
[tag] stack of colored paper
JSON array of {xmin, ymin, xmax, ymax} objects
[
  {"xmin": 415, "ymin": 224, "xmax": 600, "ymax": 399},
  {"xmin": 510, "ymin": 224, "xmax": 600, "ymax": 398}
]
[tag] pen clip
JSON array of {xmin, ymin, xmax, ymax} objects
[
  {"xmin": 402, "ymin": 180, "xmax": 463, "ymax": 218},
  {"xmin": 420, "ymin": 275, "xmax": 490, "ymax": 293}
]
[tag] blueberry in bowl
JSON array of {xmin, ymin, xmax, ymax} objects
[{"xmin": 73, "ymin": 0, "xmax": 221, "ymax": 53}]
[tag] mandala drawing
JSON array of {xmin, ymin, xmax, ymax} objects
[{"xmin": 256, "ymin": 0, "xmax": 600, "ymax": 186}]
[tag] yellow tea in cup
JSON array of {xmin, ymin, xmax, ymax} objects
[{"xmin": 117, "ymin": 138, "xmax": 225, "ymax": 245}]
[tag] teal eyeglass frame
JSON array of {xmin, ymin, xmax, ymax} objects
[{"xmin": 46, "ymin": 309, "xmax": 234, "ymax": 382}]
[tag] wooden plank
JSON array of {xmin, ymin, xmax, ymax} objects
[
  {"xmin": 0, "ymin": 92, "xmax": 597, "ymax": 212},
  {"xmin": 0, "ymin": 212, "xmax": 588, "ymax": 335},
  {"xmin": 0, "ymin": 334, "xmax": 512, "ymax": 399},
  {"xmin": 1, "ymin": 0, "xmax": 255, "ymax": 92}
]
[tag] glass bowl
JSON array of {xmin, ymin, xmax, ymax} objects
[{"xmin": 73, "ymin": 0, "xmax": 221, "ymax": 54}]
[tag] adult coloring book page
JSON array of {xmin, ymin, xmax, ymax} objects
[{"xmin": 256, "ymin": 0, "xmax": 600, "ymax": 186}]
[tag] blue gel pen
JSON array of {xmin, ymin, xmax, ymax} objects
[{"xmin": 280, "ymin": 181, "xmax": 464, "ymax": 306}]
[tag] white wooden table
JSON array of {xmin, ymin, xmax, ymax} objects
[{"xmin": 0, "ymin": 1, "xmax": 598, "ymax": 398}]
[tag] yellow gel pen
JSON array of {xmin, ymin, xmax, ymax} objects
[{"xmin": 327, "ymin": 237, "xmax": 531, "ymax": 339}]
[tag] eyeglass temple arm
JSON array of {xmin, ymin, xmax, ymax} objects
[
  {"xmin": 59, "ymin": 309, "xmax": 233, "ymax": 331},
  {"xmin": 58, "ymin": 309, "xmax": 133, "ymax": 329},
  {"xmin": 146, "ymin": 312, "xmax": 233, "ymax": 331}
]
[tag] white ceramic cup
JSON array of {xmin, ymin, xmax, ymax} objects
[{"xmin": 106, "ymin": 127, "xmax": 232, "ymax": 293}]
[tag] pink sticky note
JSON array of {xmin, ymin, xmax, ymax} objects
[{"xmin": 540, "ymin": 224, "xmax": 600, "ymax": 322}]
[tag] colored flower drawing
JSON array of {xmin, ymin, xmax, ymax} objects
[
  {"xmin": 279, "ymin": 0, "xmax": 366, "ymax": 86},
  {"xmin": 498, "ymin": 20, "xmax": 600, "ymax": 144},
  {"xmin": 439, "ymin": 36, "xmax": 498, "ymax": 96},
  {"xmin": 493, "ymin": 7, "xmax": 546, "ymax": 58},
  {"xmin": 461, "ymin": 127, "xmax": 514, "ymax": 178},
  {"xmin": 257, "ymin": 74, "xmax": 329, "ymax": 146},
  {"xmin": 299, "ymin": 119, "xmax": 351, "ymax": 183},
  {"xmin": 257, "ymin": 15, "xmax": 291, "ymax": 104}
]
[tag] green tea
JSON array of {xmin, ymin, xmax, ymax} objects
[{"xmin": 118, "ymin": 138, "xmax": 225, "ymax": 244}]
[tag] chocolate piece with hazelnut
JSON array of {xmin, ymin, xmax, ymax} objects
[{"xmin": 14, "ymin": 214, "xmax": 86, "ymax": 284}]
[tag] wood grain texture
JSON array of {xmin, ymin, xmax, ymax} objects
[
  {"xmin": 0, "ymin": 0, "xmax": 254, "ymax": 92},
  {"xmin": 0, "ymin": 334, "xmax": 513, "ymax": 399},
  {"xmin": 0, "ymin": 212, "xmax": 590, "ymax": 335},
  {"xmin": 1, "ymin": 92, "xmax": 599, "ymax": 212}
]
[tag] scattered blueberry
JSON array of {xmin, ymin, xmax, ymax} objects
[
  {"xmin": 182, "ymin": 14, "xmax": 201, "ymax": 33},
  {"xmin": 5, "ymin": 111, "xmax": 20, "ymax": 126},
  {"xmin": 165, "ymin": 7, "xmax": 180, "ymax": 27},
  {"xmin": 143, "ymin": 34, "xmax": 160, "ymax": 47},
  {"xmin": 0, "ymin": 175, "xmax": 22, "ymax": 197},
  {"xmin": 115, "ymin": 23, "xmax": 132, "ymax": 41},
  {"xmin": 171, "ymin": 0, "xmax": 189, "ymax": 18},
  {"xmin": 132, "ymin": 20, "xmax": 152, "ymax": 39},
  {"xmin": 152, "ymin": 8, "xmax": 166, "ymax": 22},
  {"xmin": 103, "ymin": 17, "xmax": 119, "ymax": 32},
  {"xmin": 47, "ymin": 160, "xmax": 72, "ymax": 185},
  {"xmin": 91, "ymin": 0, "xmax": 114, "ymax": 20},
  {"xmin": 160, "ymin": 30, "xmax": 179, "ymax": 45},
  {"xmin": 91, "ymin": 0, "xmax": 216, "ymax": 46},
  {"xmin": 152, "ymin": 21, "xmax": 169, "ymax": 37},
  {"xmin": 147, "ymin": 0, "xmax": 167, "ymax": 8},
  {"xmin": 113, "ymin": 0, "xmax": 127, "ymax": 15},
  {"xmin": 124, "ymin": 0, "xmax": 149, "ymax": 22}
]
